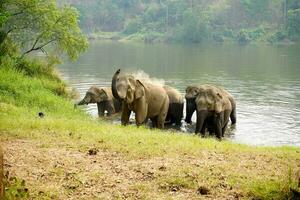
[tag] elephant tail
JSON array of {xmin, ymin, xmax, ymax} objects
[{"xmin": 230, "ymin": 104, "xmax": 236, "ymax": 124}]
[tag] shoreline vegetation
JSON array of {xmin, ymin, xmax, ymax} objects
[
  {"xmin": 86, "ymin": 31, "xmax": 299, "ymax": 45},
  {"xmin": 63, "ymin": 0, "xmax": 300, "ymax": 45},
  {"xmin": 0, "ymin": 58, "xmax": 300, "ymax": 199},
  {"xmin": 1, "ymin": 0, "xmax": 300, "ymax": 199}
]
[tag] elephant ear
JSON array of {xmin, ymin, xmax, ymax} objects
[
  {"xmin": 214, "ymin": 96, "xmax": 223, "ymax": 113},
  {"xmin": 89, "ymin": 87, "xmax": 102, "ymax": 102},
  {"xmin": 185, "ymin": 86, "xmax": 199, "ymax": 99},
  {"xmin": 135, "ymin": 80, "xmax": 145, "ymax": 99}
]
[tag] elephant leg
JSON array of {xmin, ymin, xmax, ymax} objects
[
  {"xmin": 175, "ymin": 103, "xmax": 184, "ymax": 126},
  {"xmin": 157, "ymin": 114, "xmax": 166, "ymax": 129},
  {"xmin": 135, "ymin": 99, "xmax": 148, "ymax": 127},
  {"xmin": 222, "ymin": 122, "xmax": 228, "ymax": 137},
  {"xmin": 157, "ymin": 103, "xmax": 169, "ymax": 129},
  {"xmin": 195, "ymin": 110, "xmax": 207, "ymax": 136},
  {"xmin": 97, "ymin": 102, "xmax": 105, "ymax": 117},
  {"xmin": 105, "ymin": 101, "xmax": 115, "ymax": 116},
  {"xmin": 121, "ymin": 102, "xmax": 131, "ymax": 125},
  {"xmin": 164, "ymin": 112, "xmax": 172, "ymax": 125},
  {"xmin": 200, "ymin": 120, "xmax": 206, "ymax": 136},
  {"xmin": 136, "ymin": 111, "xmax": 147, "ymax": 127},
  {"xmin": 150, "ymin": 117, "xmax": 158, "ymax": 127},
  {"xmin": 214, "ymin": 113, "xmax": 223, "ymax": 139},
  {"xmin": 222, "ymin": 110, "xmax": 231, "ymax": 136}
]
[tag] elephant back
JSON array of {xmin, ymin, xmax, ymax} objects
[{"xmin": 163, "ymin": 85, "xmax": 183, "ymax": 104}]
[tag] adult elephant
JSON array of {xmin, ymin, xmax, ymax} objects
[
  {"xmin": 185, "ymin": 85, "xmax": 236, "ymax": 139},
  {"xmin": 111, "ymin": 69, "xmax": 169, "ymax": 128},
  {"xmin": 163, "ymin": 85, "xmax": 184, "ymax": 126},
  {"xmin": 76, "ymin": 86, "xmax": 122, "ymax": 117}
]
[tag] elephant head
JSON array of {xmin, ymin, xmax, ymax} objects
[
  {"xmin": 185, "ymin": 86, "xmax": 201, "ymax": 123},
  {"xmin": 185, "ymin": 85, "xmax": 226, "ymax": 123},
  {"xmin": 77, "ymin": 86, "xmax": 109, "ymax": 105},
  {"xmin": 111, "ymin": 69, "xmax": 145, "ymax": 103},
  {"xmin": 112, "ymin": 69, "xmax": 121, "ymax": 99}
]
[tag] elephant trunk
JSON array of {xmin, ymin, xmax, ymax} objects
[
  {"xmin": 112, "ymin": 69, "xmax": 121, "ymax": 99},
  {"xmin": 77, "ymin": 95, "xmax": 91, "ymax": 106},
  {"xmin": 77, "ymin": 99, "xmax": 87, "ymax": 106}
]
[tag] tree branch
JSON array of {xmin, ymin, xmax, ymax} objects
[{"xmin": 20, "ymin": 38, "xmax": 57, "ymax": 58}]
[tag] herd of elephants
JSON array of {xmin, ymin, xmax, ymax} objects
[{"xmin": 76, "ymin": 69, "xmax": 237, "ymax": 139}]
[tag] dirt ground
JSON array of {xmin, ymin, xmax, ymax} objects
[{"xmin": 2, "ymin": 139, "xmax": 255, "ymax": 200}]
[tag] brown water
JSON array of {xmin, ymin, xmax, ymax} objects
[{"xmin": 59, "ymin": 41, "xmax": 300, "ymax": 146}]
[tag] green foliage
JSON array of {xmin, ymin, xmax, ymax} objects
[
  {"xmin": 61, "ymin": 0, "xmax": 300, "ymax": 43},
  {"xmin": 0, "ymin": 63, "xmax": 79, "ymax": 117},
  {"xmin": 287, "ymin": 0, "xmax": 300, "ymax": 10},
  {"xmin": 240, "ymin": 0, "xmax": 271, "ymax": 21},
  {"xmin": 287, "ymin": 8, "xmax": 300, "ymax": 39},
  {"xmin": 4, "ymin": 173, "xmax": 29, "ymax": 199},
  {"xmin": 237, "ymin": 29, "xmax": 250, "ymax": 44},
  {"xmin": 1, "ymin": 0, "xmax": 88, "ymax": 60},
  {"xmin": 267, "ymin": 31, "xmax": 287, "ymax": 43},
  {"xmin": 123, "ymin": 18, "xmax": 142, "ymax": 35}
]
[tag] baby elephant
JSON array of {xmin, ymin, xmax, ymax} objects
[
  {"xmin": 76, "ymin": 86, "xmax": 122, "ymax": 117},
  {"xmin": 185, "ymin": 85, "xmax": 236, "ymax": 139}
]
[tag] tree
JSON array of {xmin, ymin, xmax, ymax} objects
[
  {"xmin": 287, "ymin": 8, "xmax": 300, "ymax": 38},
  {"xmin": 0, "ymin": 0, "xmax": 88, "ymax": 61}
]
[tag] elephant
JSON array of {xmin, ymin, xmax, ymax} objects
[
  {"xmin": 76, "ymin": 86, "xmax": 122, "ymax": 117},
  {"xmin": 185, "ymin": 85, "xmax": 236, "ymax": 139},
  {"xmin": 111, "ymin": 69, "xmax": 169, "ymax": 128},
  {"xmin": 163, "ymin": 85, "xmax": 184, "ymax": 126}
]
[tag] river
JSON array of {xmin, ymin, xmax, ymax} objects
[{"xmin": 59, "ymin": 41, "xmax": 300, "ymax": 146}]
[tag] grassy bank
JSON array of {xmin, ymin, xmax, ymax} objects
[{"xmin": 0, "ymin": 65, "xmax": 300, "ymax": 199}]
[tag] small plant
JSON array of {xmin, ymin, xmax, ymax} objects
[{"xmin": 4, "ymin": 172, "xmax": 29, "ymax": 199}]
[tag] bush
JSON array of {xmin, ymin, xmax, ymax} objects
[
  {"xmin": 123, "ymin": 18, "xmax": 142, "ymax": 35},
  {"xmin": 143, "ymin": 31, "xmax": 164, "ymax": 43},
  {"xmin": 287, "ymin": 8, "xmax": 300, "ymax": 40},
  {"xmin": 237, "ymin": 29, "xmax": 251, "ymax": 44},
  {"xmin": 212, "ymin": 33, "xmax": 224, "ymax": 43},
  {"xmin": 267, "ymin": 31, "xmax": 287, "ymax": 43},
  {"xmin": 247, "ymin": 27, "xmax": 266, "ymax": 41}
]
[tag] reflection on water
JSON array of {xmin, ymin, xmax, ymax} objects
[{"xmin": 59, "ymin": 41, "xmax": 300, "ymax": 146}]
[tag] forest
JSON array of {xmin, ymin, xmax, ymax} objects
[
  {"xmin": 60, "ymin": 0, "xmax": 300, "ymax": 43},
  {"xmin": 1, "ymin": 0, "xmax": 300, "ymax": 199}
]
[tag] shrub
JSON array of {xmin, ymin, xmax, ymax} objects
[
  {"xmin": 123, "ymin": 18, "xmax": 142, "ymax": 35},
  {"xmin": 237, "ymin": 29, "xmax": 251, "ymax": 44}
]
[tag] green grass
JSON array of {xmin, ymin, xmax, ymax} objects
[{"xmin": 0, "ymin": 65, "xmax": 300, "ymax": 199}]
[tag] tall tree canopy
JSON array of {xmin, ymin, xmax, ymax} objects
[
  {"xmin": 59, "ymin": 0, "xmax": 300, "ymax": 43},
  {"xmin": 0, "ymin": 0, "xmax": 88, "ymax": 61}
]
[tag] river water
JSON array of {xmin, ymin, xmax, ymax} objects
[{"xmin": 59, "ymin": 41, "xmax": 300, "ymax": 146}]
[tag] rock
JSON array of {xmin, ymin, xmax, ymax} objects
[
  {"xmin": 158, "ymin": 166, "xmax": 167, "ymax": 171},
  {"xmin": 197, "ymin": 186, "xmax": 210, "ymax": 195},
  {"xmin": 38, "ymin": 112, "xmax": 44, "ymax": 118},
  {"xmin": 88, "ymin": 148, "xmax": 98, "ymax": 155}
]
